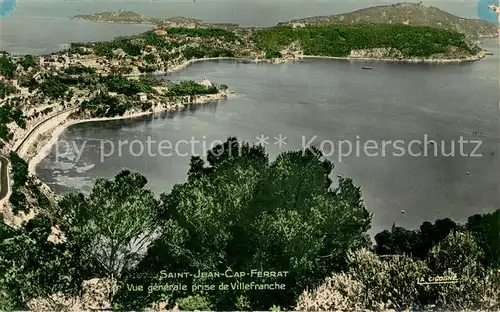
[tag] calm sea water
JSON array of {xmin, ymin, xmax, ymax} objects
[
  {"xmin": 36, "ymin": 39, "xmax": 499, "ymax": 235},
  {"xmin": 0, "ymin": 0, "xmax": 489, "ymax": 54}
]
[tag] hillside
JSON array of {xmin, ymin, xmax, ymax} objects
[{"xmin": 280, "ymin": 2, "xmax": 498, "ymax": 39}]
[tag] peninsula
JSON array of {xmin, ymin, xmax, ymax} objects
[{"xmin": 72, "ymin": 11, "xmax": 203, "ymax": 27}]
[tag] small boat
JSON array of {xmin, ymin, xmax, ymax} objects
[{"xmin": 362, "ymin": 66, "xmax": 372, "ymax": 70}]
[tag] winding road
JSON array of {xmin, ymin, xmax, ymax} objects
[
  {"xmin": 13, "ymin": 107, "xmax": 77, "ymax": 154},
  {"xmin": 0, "ymin": 107, "xmax": 77, "ymax": 202}
]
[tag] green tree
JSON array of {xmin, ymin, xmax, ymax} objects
[
  {"xmin": 0, "ymin": 214, "xmax": 86, "ymax": 310},
  {"xmin": 466, "ymin": 209, "xmax": 500, "ymax": 269},
  {"xmin": 0, "ymin": 54, "xmax": 16, "ymax": 79},
  {"xmin": 297, "ymin": 232, "xmax": 499, "ymax": 311},
  {"xmin": 19, "ymin": 55, "xmax": 37, "ymax": 70},
  {"xmin": 165, "ymin": 27, "xmax": 241, "ymax": 43},
  {"xmin": 176, "ymin": 295, "xmax": 213, "ymax": 311},
  {"xmin": 297, "ymin": 249, "xmax": 429, "ymax": 311},
  {"xmin": 426, "ymin": 231, "xmax": 494, "ymax": 310},
  {"xmin": 252, "ymin": 24, "xmax": 477, "ymax": 59},
  {"xmin": 40, "ymin": 77, "xmax": 70, "ymax": 99},
  {"xmin": 143, "ymin": 54, "xmax": 156, "ymax": 64},
  {"xmin": 78, "ymin": 94, "xmax": 131, "ymax": 118},
  {"xmin": 0, "ymin": 82, "xmax": 17, "ymax": 99},
  {"xmin": 9, "ymin": 151, "xmax": 28, "ymax": 188},
  {"xmin": 55, "ymin": 170, "xmax": 159, "ymax": 281},
  {"xmin": 64, "ymin": 66, "xmax": 96, "ymax": 75},
  {"xmin": 374, "ymin": 217, "xmax": 459, "ymax": 260},
  {"xmin": 115, "ymin": 138, "xmax": 371, "ymax": 310},
  {"xmin": 165, "ymin": 81, "xmax": 218, "ymax": 96}
]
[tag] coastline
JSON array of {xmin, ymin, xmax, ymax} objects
[
  {"xmin": 27, "ymin": 109, "xmax": 160, "ymax": 176},
  {"xmin": 299, "ymin": 51, "xmax": 488, "ymax": 63},
  {"xmin": 27, "ymin": 92, "xmax": 230, "ymax": 176},
  {"xmin": 166, "ymin": 51, "xmax": 488, "ymax": 74},
  {"xmin": 166, "ymin": 57, "xmax": 258, "ymax": 73},
  {"xmin": 24, "ymin": 49, "xmax": 489, "ymax": 177}
]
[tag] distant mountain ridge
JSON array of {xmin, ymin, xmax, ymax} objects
[{"xmin": 279, "ymin": 2, "xmax": 498, "ymax": 38}]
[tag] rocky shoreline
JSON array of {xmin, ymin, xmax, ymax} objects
[{"xmin": 168, "ymin": 49, "xmax": 489, "ymax": 74}]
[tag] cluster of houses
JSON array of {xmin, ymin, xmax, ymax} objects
[{"xmin": 0, "ymin": 75, "xmax": 18, "ymax": 88}]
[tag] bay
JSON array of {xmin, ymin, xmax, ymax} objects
[{"xmin": 36, "ymin": 39, "xmax": 500, "ymax": 234}]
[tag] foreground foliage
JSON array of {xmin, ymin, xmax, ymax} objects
[
  {"xmin": 0, "ymin": 139, "xmax": 498, "ymax": 311},
  {"xmin": 297, "ymin": 232, "xmax": 500, "ymax": 311},
  {"xmin": 115, "ymin": 138, "xmax": 372, "ymax": 310},
  {"xmin": 0, "ymin": 139, "xmax": 372, "ymax": 310},
  {"xmin": 375, "ymin": 209, "xmax": 500, "ymax": 269}
]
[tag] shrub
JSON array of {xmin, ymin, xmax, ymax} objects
[
  {"xmin": 176, "ymin": 295, "xmax": 213, "ymax": 311},
  {"xmin": 296, "ymin": 273, "xmax": 364, "ymax": 311}
]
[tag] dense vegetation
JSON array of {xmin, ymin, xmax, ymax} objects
[
  {"xmin": 19, "ymin": 55, "xmax": 37, "ymax": 70},
  {"xmin": 0, "ymin": 139, "xmax": 497, "ymax": 311},
  {"xmin": 165, "ymin": 81, "xmax": 218, "ymax": 96},
  {"xmin": 0, "ymin": 104, "xmax": 25, "ymax": 146},
  {"xmin": 141, "ymin": 31, "xmax": 175, "ymax": 49},
  {"xmin": 0, "ymin": 17, "xmax": 492, "ymax": 311},
  {"xmin": 63, "ymin": 65, "xmax": 96, "ymax": 75},
  {"xmin": 253, "ymin": 24, "xmax": 479, "ymax": 58},
  {"xmin": 114, "ymin": 140, "xmax": 372, "ymax": 310},
  {"xmin": 375, "ymin": 210, "xmax": 500, "ymax": 269},
  {"xmin": 40, "ymin": 76, "xmax": 71, "ymax": 99},
  {"xmin": 19, "ymin": 76, "xmax": 39, "ymax": 92},
  {"xmin": 182, "ymin": 45, "xmax": 235, "ymax": 60},
  {"xmin": 74, "ymin": 79, "xmax": 221, "ymax": 117},
  {"xmin": 0, "ymin": 139, "xmax": 371, "ymax": 310},
  {"xmin": 297, "ymin": 232, "xmax": 499, "ymax": 311},
  {"xmin": 0, "ymin": 82, "xmax": 17, "ymax": 99},
  {"xmin": 165, "ymin": 27, "xmax": 241, "ymax": 43},
  {"xmin": 8, "ymin": 152, "xmax": 29, "ymax": 214},
  {"xmin": 101, "ymin": 75, "xmax": 155, "ymax": 96},
  {"xmin": 0, "ymin": 55, "xmax": 16, "ymax": 79},
  {"xmin": 91, "ymin": 37, "xmax": 142, "ymax": 58},
  {"xmin": 78, "ymin": 94, "xmax": 131, "ymax": 118},
  {"xmin": 9, "ymin": 151, "xmax": 28, "ymax": 188}
]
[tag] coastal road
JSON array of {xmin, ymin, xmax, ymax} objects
[
  {"xmin": 13, "ymin": 107, "xmax": 77, "ymax": 154},
  {"xmin": 0, "ymin": 106, "xmax": 77, "ymax": 203}
]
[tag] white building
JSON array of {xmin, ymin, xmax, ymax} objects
[
  {"xmin": 292, "ymin": 23, "xmax": 306, "ymax": 28},
  {"xmin": 199, "ymin": 77, "xmax": 213, "ymax": 88}
]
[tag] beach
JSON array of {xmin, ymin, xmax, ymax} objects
[{"xmin": 25, "ymin": 91, "xmax": 230, "ymax": 176}]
